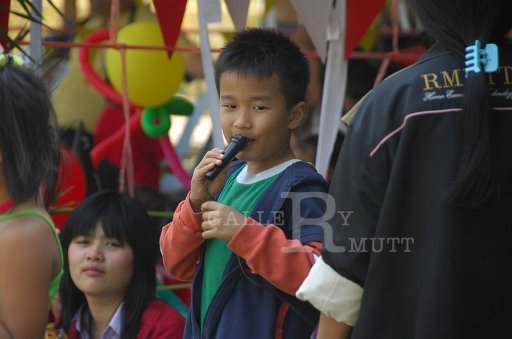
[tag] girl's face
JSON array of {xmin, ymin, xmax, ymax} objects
[{"xmin": 68, "ymin": 224, "xmax": 134, "ymax": 302}]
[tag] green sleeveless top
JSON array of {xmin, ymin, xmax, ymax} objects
[{"xmin": 0, "ymin": 209, "xmax": 64, "ymax": 302}]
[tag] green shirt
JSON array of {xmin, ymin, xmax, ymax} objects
[{"xmin": 200, "ymin": 164, "xmax": 281, "ymax": 327}]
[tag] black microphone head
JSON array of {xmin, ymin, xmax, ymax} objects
[
  {"xmin": 204, "ymin": 134, "xmax": 251, "ymax": 181},
  {"xmin": 231, "ymin": 134, "xmax": 250, "ymax": 148}
]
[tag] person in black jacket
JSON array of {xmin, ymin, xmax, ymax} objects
[{"xmin": 297, "ymin": 1, "xmax": 512, "ymax": 338}]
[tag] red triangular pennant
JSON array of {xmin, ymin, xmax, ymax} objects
[
  {"xmin": 153, "ymin": 0, "xmax": 187, "ymax": 59},
  {"xmin": 0, "ymin": 0, "xmax": 11, "ymax": 51},
  {"xmin": 345, "ymin": 0, "xmax": 386, "ymax": 58}
]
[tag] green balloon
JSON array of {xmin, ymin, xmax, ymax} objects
[
  {"xmin": 162, "ymin": 95, "xmax": 194, "ymax": 116},
  {"xmin": 141, "ymin": 107, "xmax": 171, "ymax": 138}
]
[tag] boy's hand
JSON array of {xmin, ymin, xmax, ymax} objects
[
  {"xmin": 201, "ymin": 201, "xmax": 246, "ymax": 241},
  {"xmin": 190, "ymin": 148, "xmax": 229, "ymax": 212}
]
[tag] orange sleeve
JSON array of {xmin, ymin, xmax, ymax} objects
[
  {"xmin": 160, "ymin": 193, "xmax": 205, "ymax": 280},
  {"xmin": 227, "ymin": 217, "xmax": 322, "ymax": 295}
]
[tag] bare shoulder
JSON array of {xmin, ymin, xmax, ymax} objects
[
  {"xmin": 0, "ymin": 212, "xmax": 54, "ymax": 240},
  {"xmin": 0, "ymin": 211, "xmax": 59, "ymax": 262},
  {"xmin": 0, "ymin": 210, "xmax": 60, "ymax": 337}
]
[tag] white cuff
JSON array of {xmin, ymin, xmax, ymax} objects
[{"xmin": 296, "ymin": 256, "xmax": 363, "ymax": 326}]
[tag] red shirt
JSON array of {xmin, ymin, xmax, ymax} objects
[{"xmin": 68, "ymin": 299, "xmax": 185, "ymax": 339}]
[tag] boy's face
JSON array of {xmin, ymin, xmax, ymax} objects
[{"xmin": 219, "ymin": 71, "xmax": 304, "ymax": 174}]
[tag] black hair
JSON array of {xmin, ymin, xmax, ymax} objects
[
  {"xmin": 214, "ymin": 27, "xmax": 310, "ymax": 109},
  {"xmin": 0, "ymin": 63, "xmax": 60, "ymax": 206},
  {"xmin": 59, "ymin": 190, "xmax": 159, "ymax": 339},
  {"xmin": 346, "ymin": 59, "xmax": 379, "ymax": 103},
  {"xmin": 414, "ymin": 0, "xmax": 512, "ymax": 208},
  {"xmin": 60, "ymin": 125, "xmax": 99, "ymax": 195}
]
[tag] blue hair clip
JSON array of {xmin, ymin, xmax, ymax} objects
[{"xmin": 465, "ymin": 40, "xmax": 498, "ymax": 75}]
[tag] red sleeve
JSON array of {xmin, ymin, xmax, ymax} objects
[
  {"xmin": 227, "ymin": 217, "xmax": 322, "ymax": 295},
  {"xmin": 160, "ymin": 193, "xmax": 205, "ymax": 280}
]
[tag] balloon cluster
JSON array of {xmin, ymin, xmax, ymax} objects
[{"xmin": 79, "ymin": 22, "xmax": 193, "ymax": 189}]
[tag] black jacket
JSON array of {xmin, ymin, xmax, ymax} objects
[{"xmin": 324, "ymin": 43, "xmax": 512, "ymax": 339}]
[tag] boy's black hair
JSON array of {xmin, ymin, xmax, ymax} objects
[
  {"xmin": 214, "ymin": 28, "xmax": 310, "ymax": 109},
  {"xmin": 414, "ymin": 0, "xmax": 512, "ymax": 208},
  {"xmin": 59, "ymin": 190, "xmax": 159, "ymax": 339},
  {"xmin": 0, "ymin": 63, "xmax": 60, "ymax": 206}
]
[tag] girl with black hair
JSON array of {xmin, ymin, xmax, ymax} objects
[
  {"xmin": 297, "ymin": 1, "xmax": 512, "ymax": 338},
  {"xmin": 58, "ymin": 190, "xmax": 184, "ymax": 338},
  {"xmin": 0, "ymin": 57, "xmax": 62, "ymax": 338}
]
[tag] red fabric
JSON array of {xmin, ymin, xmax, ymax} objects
[
  {"xmin": 274, "ymin": 303, "xmax": 290, "ymax": 339},
  {"xmin": 52, "ymin": 145, "xmax": 87, "ymax": 230},
  {"xmin": 136, "ymin": 299, "xmax": 185, "ymax": 339},
  {"xmin": 0, "ymin": 198, "xmax": 14, "ymax": 215},
  {"xmin": 91, "ymin": 108, "xmax": 141, "ymax": 168},
  {"xmin": 68, "ymin": 299, "xmax": 184, "ymax": 339},
  {"xmin": 93, "ymin": 104, "xmax": 163, "ymax": 190}
]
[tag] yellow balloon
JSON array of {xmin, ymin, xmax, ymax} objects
[{"xmin": 105, "ymin": 22, "xmax": 185, "ymax": 107}]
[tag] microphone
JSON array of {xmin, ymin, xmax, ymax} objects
[{"xmin": 205, "ymin": 134, "xmax": 250, "ymax": 181}]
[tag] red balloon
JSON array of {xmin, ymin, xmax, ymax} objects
[{"xmin": 78, "ymin": 28, "xmax": 141, "ymax": 108}]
